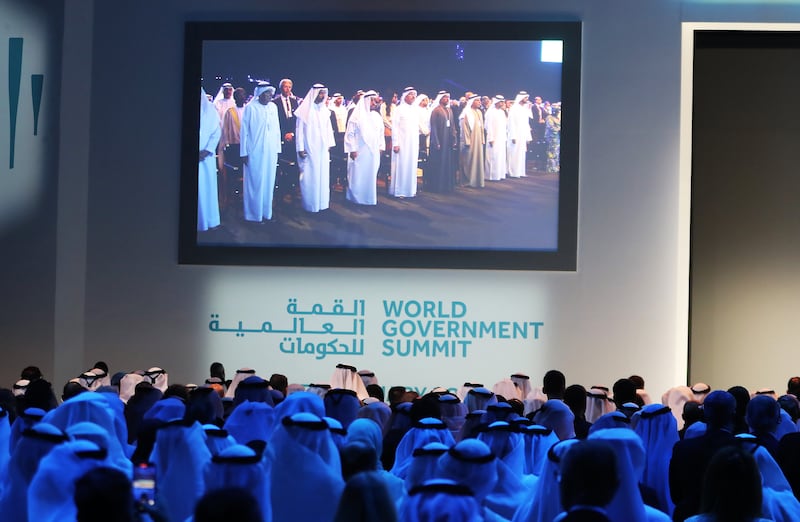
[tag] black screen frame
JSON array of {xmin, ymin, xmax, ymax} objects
[{"xmin": 179, "ymin": 21, "xmax": 581, "ymax": 270}]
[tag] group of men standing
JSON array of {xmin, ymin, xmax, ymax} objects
[{"xmin": 197, "ymin": 79, "xmax": 556, "ymax": 233}]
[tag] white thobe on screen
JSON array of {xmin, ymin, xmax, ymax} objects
[
  {"xmin": 240, "ymin": 100, "xmax": 281, "ymax": 221},
  {"xmin": 484, "ymin": 106, "xmax": 508, "ymax": 181},
  {"xmin": 345, "ymin": 96, "xmax": 384, "ymax": 205},
  {"xmin": 198, "ymin": 90, "xmax": 221, "ymax": 231},
  {"xmin": 507, "ymin": 100, "xmax": 532, "ymax": 178},
  {"xmin": 389, "ymin": 101, "xmax": 420, "ymax": 197},
  {"xmin": 296, "ymin": 102, "xmax": 336, "ymax": 212}
]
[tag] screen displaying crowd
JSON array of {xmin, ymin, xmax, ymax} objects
[{"xmin": 194, "ymin": 39, "xmax": 564, "ymax": 253}]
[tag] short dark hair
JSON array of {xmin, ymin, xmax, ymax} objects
[
  {"xmin": 787, "ymin": 376, "xmax": 800, "ymax": 397},
  {"xmin": 21, "ymin": 366, "xmax": 43, "ymax": 381},
  {"xmin": 542, "ymin": 370, "xmax": 566, "ymax": 398},
  {"xmin": 74, "ymin": 467, "xmax": 135, "ymax": 522},
  {"xmin": 366, "ymin": 384, "xmax": 384, "ymax": 402}
]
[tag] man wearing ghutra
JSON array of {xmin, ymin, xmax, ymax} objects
[
  {"xmin": 345, "ymin": 90, "xmax": 384, "ymax": 205},
  {"xmin": 484, "ymin": 95, "xmax": 508, "ymax": 181},
  {"xmin": 427, "ymin": 91, "xmax": 457, "ymax": 193},
  {"xmin": 507, "ymin": 91, "xmax": 532, "ymax": 178},
  {"xmin": 240, "ymin": 82, "xmax": 281, "ymax": 223},
  {"xmin": 213, "ymin": 82, "xmax": 235, "ymax": 122},
  {"xmin": 295, "ymin": 84, "xmax": 336, "ymax": 212},
  {"xmin": 459, "ymin": 94, "xmax": 485, "ymax": 188},
  {"xmin": 198, "ymin": 88, "xmax": 221, "ymax": 232},
  {"xmin": 390, "ymin": 86, "xmax": 420, "ymax": 198}
]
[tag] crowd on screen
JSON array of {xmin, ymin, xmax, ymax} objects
[
  {"xmin": 3, "ymin": 362, "xmax": 800, "ymax": 521},
  {"xmin": 198, "ymin": 78, "xmax": 562, "ymax": 231}
]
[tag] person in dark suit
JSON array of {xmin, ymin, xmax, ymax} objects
[
  {"xmin": 669, "ymin": 390, "xmax": 738, "ymax": 522},
  {"xmin": 272, "ymin": 78, "xmax": 300, "ymax": 198}
]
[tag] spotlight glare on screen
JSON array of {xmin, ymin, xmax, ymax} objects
[{"xmin": 541, "ymin": 40, "xmax": 563, "ymax": 63}]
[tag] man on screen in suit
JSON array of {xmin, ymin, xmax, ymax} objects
[{"xmin": 272, "ymin": 78, "xmax": 300, "ymax": 198}]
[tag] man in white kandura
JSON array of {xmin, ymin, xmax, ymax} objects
[
  {"xmin": 389, "ymin": 86, "xmax": 420, "ymax": 198},
  {"xmin": 295, "ymin": 83, "xmax": 336, "ymax": 213},
  {"xmin": 198, "ymin": 88, "xmax": 221, "ymax": 231},
  {"xmin": 484, "ymin": 95, "xmax": 508, "ymax": 181},
  {"xmin": 240, "ymin": 82, "xmax": 281, "ymax": 223},
  {"xmin": 345, "ymin": 90, "xmax": 384, "ymax": 205},
  {"xmin": 507, "ymin": 91, "xmax": 532, "ymax": 178}
]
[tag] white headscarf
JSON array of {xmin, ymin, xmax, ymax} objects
[
  {"xmin": 329, "ymin": 363, "xmax": 369, "ymax": 401},
  {"xmin": 252, "ymin": 81, "xmax": 274, "ymax": 100},
  {"xmin": 27, "ymin": 440, "xmax": 110, "ymax": 522},
  {"xmin": 586, "ymin": 385, "xmax": 615, "ymax": 423},
  {"xmin": 432, "ymin": 90, "xmax": 449, "ymax": 108},
  {"xmin": 661, "ymin": 385, "xmax": 694, "ymax": 430},
  {"xmin": 402, "ymin": 479, "xmax": 483, "ymax": 522},
  {"xmin": 213, "ymin": 82, "xmax": 234, "ymax": 104},
  {"xmin": 514, "ymin": 438, "xmax": 580, "ymax": 522},
  {"xmin": 390, "ymin": 417, "xmax": 455, "ymax": 479},
  {"xmin": 349, "ymin": 90, "xmax": 380, "ymax": 153},
  {"xmin": 224, "ymin": 367, "xmax": 257, "ymax": 399},
  {"xmin": 511, "ymin": 373, "xmax": 532, "ymax": 401},
  {"xmin": 269, "ymin": 412, "xmax": 344, "ymax": 522},
  {"xmin": 737, "ymin": 434, "xmax": 800, "ymax": 522},
  {"xmin": 459, "ymin": 94, "xmax": 480, "ymax": 128},
  {"xmin": 118, "ymin": 373, "xmax": 144, "ymax": 403},
  {"xmin": 633, "ymin": 404, "xmax": 679, "ymax": 516},
  {"xmin": 143, "ymin": 367, "xmax": 168, "ymax": 393},
  {"xmin": 294, "ymin": 83, "xmax": 328, "ymax": 125},
  {"xmin": 492, "ymin": 379, "xmax": 519, "ymax": 401},
  {"xmin": 587, "ymin": 428, "xmax": 672, "ymax": 522},
  {"xmin": 203, "ymin": 444, "xmax": 271, "ymax": 521},
  {"xmin": 200, "ymin": 88, "xmax": 219, "ymax": 150}
]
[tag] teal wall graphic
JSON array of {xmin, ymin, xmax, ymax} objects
[{"xmin": 7, "ymin": 37, "xmax": 44, "ymax": 169}]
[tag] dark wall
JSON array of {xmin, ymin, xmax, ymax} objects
[
  {"xmin": 691, "ymin": 31, "xmax": 800, "ymax": 388},
  {"xmin": 0, "ymin": 0, "xmax": 64, "ymax": 388}
]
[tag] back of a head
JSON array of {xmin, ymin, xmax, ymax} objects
[
  {"xmin": 563, "ymin": 384, "xmax": 587, "ymax": 417},
  {"xmin": 21, "ymin": 366, "xmax": 43, "ymax": 381},
  {"xmin": 388, "ymin": 386, "xmax": 407, "ymax": 405},
  {"xmin": 194, "ymin": 487, "xmax": 263, "ymax": 522},
  {"xmin": 269, "ymin": 373, "xmax": 288, "ymax": 395},
  {"xmin": 699, "ymin": 445, "xmax": 763, "ymax": 522},
  {"xmin": 542, "ymin": 370, "xmax": 566, "ymax": 398},
  {"xmin": 210, "ymin": 362, "xmax": 226, "ymax": 380},
  {"xmin": 333, "ymin": 471, "xmax": 398, "ymax": 522},
  {"xmin": 340, "ymin": 440, "xmax": 378, "ymax": 480},
  {"xmin": 787, "ymin": 376, "xmax": 800, "ymax": 398},
  {"xmin": 701, "ymin": 390, "xmax": 736, "ymax": 429},
  {"xmin": 366, "ymin": 384, "xmax": 384, "ymax": 402},
  {"xmin": 74, "ymin": 467, "xmax": 135, "ymax": 522},
  {"xmin": 629, "ymin": 375, "xmax": 645, "ymax": 390},
  {"xmin": 612, "ymin": 378, "xmax": 637, "ymax": 406},
  {"xmin": 560, "ymin": 439, "xmax": 620, "ymax": 509},
  {"xmin": 745, "ymin": 394, "xmax": 780, "ymax": 435}
]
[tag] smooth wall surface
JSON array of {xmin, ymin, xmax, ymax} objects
[
  {"xmin": 9, "ymin": 1, "xmax": 800, "ymax": 399},
  {"xmin": 69, "ymin": 0, "xmax": 685, "ymax": 397},
  {"xmin": 0, "ymin": 0, "xmax": 63, "ymax": 387}
]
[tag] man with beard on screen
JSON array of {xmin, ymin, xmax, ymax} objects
[
  {"xmin": 389, "ymin": 86, "xmax": 420, "ymax": 199},
  {"xmin": 240, "ymin": 82, "xmax": 281, "ymax": 223},
  {"xmin": 345, "ymin": 90, "xmax": 384, "ymax": 205}
]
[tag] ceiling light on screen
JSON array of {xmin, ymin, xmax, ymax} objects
[{"xmin": 541, "ymin": 40, "xmax": 563, "ymax": 63}]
